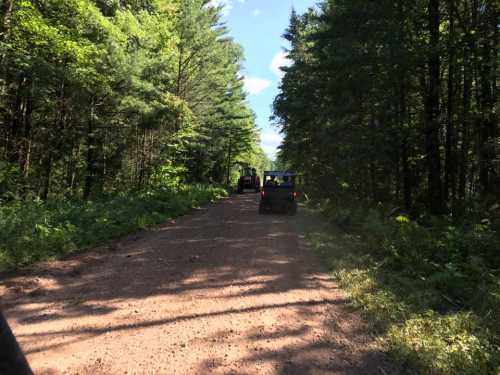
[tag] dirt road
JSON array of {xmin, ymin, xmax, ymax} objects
[{"xmin": 1, "ymin": 194, "xmax": 396, "ymax": 375}]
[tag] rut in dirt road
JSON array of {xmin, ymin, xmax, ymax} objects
[{"xmin": 1, "ymin": 194, "xmax": 397, "ymax": 375}]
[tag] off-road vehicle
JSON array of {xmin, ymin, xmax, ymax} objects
[
  {"xmin": 237, "ymin": 167, "xmax": 261, "ymax": 193},
  {"xmin": 259, "ymin": 171, "xmax": 298, "ymax": 215}
]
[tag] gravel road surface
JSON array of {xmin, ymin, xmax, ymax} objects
[{"xmin": 1, "ymin": 193, "xmax": 397, "ymax": 375}]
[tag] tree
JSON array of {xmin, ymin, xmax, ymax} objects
[
  {"xmin": 273, "ymin": 0, "xmax": 499, "ymax": 216},
  {"xmin": 0, "ymin": 0, "xmax": 262, "ymax": 200}
]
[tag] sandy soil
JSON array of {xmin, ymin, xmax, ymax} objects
[{"xmin": 1, "ymin": 194, "xmax": 397, "ymax": 375}]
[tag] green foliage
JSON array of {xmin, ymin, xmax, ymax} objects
[
  {"xmin": 274, "ymin": 0, "xmax": 499, "ymax": 214},
  {"xmin": 310, "ymin": 207, "xmax": 500, "ymax": 374},
  {"xmin": 150, "ymin": 162, "xmax": 187, "ymax": 189},
  {"xmin": 234, "ymin": 142, "xmax": 273, "ymax": 183},
  {"xmin": 0, "ymin": 161, "xmax": 21, "ymax": 200},
  {"xmin": 0, "ymin": 0, "xmax": 262, "ymax": 200},
  {"xmin": 283, "ymin": 1, "xmax": 500, "ymax": 359},
  {"xmin": 0, "ymin": 185, "xmax": 227, "ymax": 271},
  {"xmin": 0, "ymin": 0, "xmax": 264, "ymax": 280}
]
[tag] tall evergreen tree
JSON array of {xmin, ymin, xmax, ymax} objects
[
  {"xmin": 0, "ymin": 0, "xmax": 264, "ymax": 200},
  {"xmin": 274, "ymin": 0, "xmax": 499, "ymax": 215}
]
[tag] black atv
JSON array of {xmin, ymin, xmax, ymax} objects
[{"xmin": 259, "ymin": 171, "xmax": 298, "ymax": 215}]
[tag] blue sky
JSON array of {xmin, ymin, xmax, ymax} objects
[{"xmin": 210, "ymin": 0, "xmax": 317, "ymax": 159}]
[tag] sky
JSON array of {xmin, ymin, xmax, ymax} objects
[{"xmin": 209, "ymin": 0, "xmax": 317, "ymax": 159}]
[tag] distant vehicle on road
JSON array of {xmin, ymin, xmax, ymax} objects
[
  {"xmin": 237, "ymin": 167, "xmax": 261, "ymax": 193},
  {"xmin": 259, "ymin": 171, "xmax": 298, "ymax": 215}
]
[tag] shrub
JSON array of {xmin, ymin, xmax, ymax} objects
[
  {"xmin": 310, "ymin": 205, "xmax": 500, "ymax": 374},
  {"xmin": 0, "ymin": 185, "xmax": 227, "ymax": 271}
]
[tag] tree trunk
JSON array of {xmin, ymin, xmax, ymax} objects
[
  {"xmin": 402, "ymin": 138, "xmax": 412, "ymax": 211},
  {"xmin": 0, "ymin": 0, "xmax": 13, "ymax": 39},
  {"xmin": 0, "ymin": 0, "xmax": 12, "ymax": 72},
  {"xmin": 459, "ymin": 0, "xmax": 478, "ymax": 203},
  {"xmin": 137, "ymin": 128, "xmax": 147, "ymax": 189},
  {"xmin": 84, "ymin": 100, "xmax": 95, "ymax": 200},
  {"xmin": 42, "ymin": 76, "xmax": 68, "ymax": 199},
  {"xmin": 444, "ymin": 0, "xmax": 457, "ymax": 206},
  {"xmin": 66, "ymin": 142, "xmax": 80, "ymax": 194},
  {"xmin": 226, "ymin": 130, "xmax": 232, "ymax": 185},
  {"xmin": 491, "ymin": 1, "xmax": 498, "ymax": 193},
  {"xmin": 425, "ymin": 0, "xmax": 443, "ymax": 214},
  {"xmin": 7, "ymin": 77, "xmax": 26, "ymax": 163},
  {"xmin": 20, "ymin": 81, "xmax": 34, "ymax": 176},
  {"xmin": 459, "ymin": 47, "xmax": 472, "ymax": 202},
  {"xmin": 40, "ymin": 153, "xmax": 52, "ymax": 200},
  {"xmin": 477, "ymin": 1, "xmax": 497, "ymax": 198},
  {"xmin": 369, "ymin": 160, "xmax": 377, "ymax": 202},
  {"xmin": 395, "ymin": 150, "xmax": 401, "ymax": 203}
]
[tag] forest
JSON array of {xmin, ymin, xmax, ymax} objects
[
  {"xmin": 0, "ymin": 0, "xmax": 269, "ymax": 199},
  {"xmin": 0, "ymin": 0, "xmax": 270, "ymax": 268},
  {"xmin": 1, "ymin": 0, "xmax": 499, "ymax": 373},
  {"xmin": 274, "ymin": 0, "xmax": 499, "ymax": 373},
  {"xmin": 275, "ymin": 0, "xmax": 498, "ymax": 215}
]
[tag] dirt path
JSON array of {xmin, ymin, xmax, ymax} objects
[{"xmin": 1, "ymin": 194, "xmax": 396, "ymax": 375}]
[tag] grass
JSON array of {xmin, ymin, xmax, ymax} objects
[
  {"xmin": 0, "ymin": 185, "xmax": 228, "ymax": 271},
  {"xmin": 308, "ymin": 207, "xmax": 500, "ymax": 375}
]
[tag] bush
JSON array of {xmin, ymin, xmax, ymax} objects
[
  {"xmin": 310, "ymin": 205, "xmax": 500, "ymax": 375},
  {"xmin": 0, "ymin": 185, "xmax": 228, "ymax": 271}
]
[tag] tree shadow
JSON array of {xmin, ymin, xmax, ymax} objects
[{"xmin": 1, "ymin": 193, "xmax": 398, "ymax": 374}]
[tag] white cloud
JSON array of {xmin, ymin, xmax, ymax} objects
[
  {"xmin": 261, "ymin": 130, "xmax": 283, "ymax": 159},
  {"xmin": 244, "ymin": 77, "xmax": 271, "ymax": 95},
  {"xmin": 252, "ymin": 9, "xmax": 261, "ymax": 16},
  {"xmin": 270, "ymin": 51, "xmax": 292, "ymax": 78}
]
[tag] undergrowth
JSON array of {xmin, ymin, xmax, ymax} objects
[
  {"xmin": 309, "ymin": 206, "xmax": 500, "ymax": 375},
  {"xmin": 0, "ymin": 185, "xmax": 227, "ymax": 271}
]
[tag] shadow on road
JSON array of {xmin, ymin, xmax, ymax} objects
[{"xmin": 1, "ymin": 193, "xmax": 396, "ymax": 375}]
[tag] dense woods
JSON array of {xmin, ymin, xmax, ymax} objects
[
  {"xmin": 0, "ymin": 0, "xmax": 268, "ymax": 200},
  {"xmin": 0, "ymin": 0, "xmax": 499, "ymax": 373},
  {"xmin": 275, "ymin": 1, "xmax": 499, "ymax": 373},
  {"xmin": 274, "ymin": 0, "xmax": 498, "ymax": 216},
  {"xmin": 0, "ymin": 0, "xmax": 271, "ymax": 269}
]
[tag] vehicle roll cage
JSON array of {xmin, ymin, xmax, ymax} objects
[{"xmin": 263, "ymin": 171, "xmax": 297, "ymax": 178}]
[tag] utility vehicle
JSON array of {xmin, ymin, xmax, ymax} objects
[
  {"xmin": 237, "ymin": 167, "xmax": 261, "ymax": 193},
  {"xmin": 259, "ymin": 171, "xmax": 298, "ymax": 215}
]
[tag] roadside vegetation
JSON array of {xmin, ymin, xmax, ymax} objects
[
  {"xmin": 274, "ymin": 0, "xmax": 499, "ymax": 373},
  {"xmin": 0, "ymin": 1, "xmax": 270, "ymax": 270},
  {"xmin": 309, "ymin": 206, "xmax": 499, "ymax": 374},
  {"xmin": 0, "ymin": 185, "xmax": 227, "ymax": 271}
]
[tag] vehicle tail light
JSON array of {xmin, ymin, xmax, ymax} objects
[
  {"xmin": 261, "ymin": 191, "xmax": 265, "ymax": 198},
  {"xmin": 293, "ymin": 192, "xmax": 297, "ymax": 198}
]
